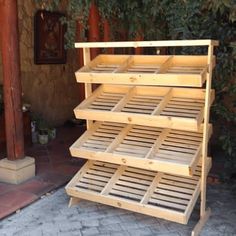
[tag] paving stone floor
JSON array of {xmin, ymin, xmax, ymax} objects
[{"xmin": 0, "ymin": 183, "xmax": 235, "ymax": 236}]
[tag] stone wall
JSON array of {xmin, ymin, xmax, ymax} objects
[{"xmin": 0, "ymin": 1, "xmax": 81, "ymax": 126}]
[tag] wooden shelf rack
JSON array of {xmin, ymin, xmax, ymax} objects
[
  {"xmin": 70, "ymin": 121, "xmax": 212, "ymax": 176},
  {"xmin": 66, "ymin": 40, "xmax": 218, "ymax": 236},
  {"xmin": 76, "ymin": 55, "xmax": 216, "ymax": 87},
  {"xmin": 66, "ymin": 158, "xmax": 211, "ymax": 225},
  {"xmin": 74, "ymin": 85, "xmax": 215, "ymax": 131}
]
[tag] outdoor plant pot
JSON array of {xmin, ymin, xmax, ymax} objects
[
  {"xmin": 38, "ymin": 130, "xmax": 49, "ymax": 145},
  {"xmin": 48, "ymin": 128, "xmax": 56, "ymax": 140}
]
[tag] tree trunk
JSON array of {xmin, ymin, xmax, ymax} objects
[
  {"xmin": 134, "ymin": 32, "xmax": 144, "ymax": 55},
  {"xmin": 76, "ymin": 19, "xmax": 85, "ymax": 103},
  {"xmin": 88, "ymin": 1, "xmax": 100, "ymax": 59},
  {"xmin": 103, "ymin": 19, "xmax": 114, "ymax": 54},
  {"xmin": 76, "ymin": 20, "xmax": 84, "ymax": 68},
  {"xmin": 88, "ymin": 1, "xmax": 100, "ymax": 90}
]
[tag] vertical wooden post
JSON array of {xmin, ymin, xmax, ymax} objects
[
  {"xmin": 200, "ymin": 45, "xmax": 214, "ymax": 216},
  {"xmin": 76, "ymin": 20, "xmax": 85, "ymax": 103},
  {"xmin": 0, "ymin": 0, "xmax": 25, "ymax": 160},
  {"xmin": 82, "ymin": 47, "xmax": 92, "ymax": 130}
]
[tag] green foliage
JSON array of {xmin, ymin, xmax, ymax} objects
[
  {"xmin": 159, "ymin": 0, "xmax": 236, "ymax": 177},
  {"xmin": 34, "ymin": 0, "xmax": 236, "ymax": 177}
]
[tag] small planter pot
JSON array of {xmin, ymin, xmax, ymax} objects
[
  {"xmin": 48, "ymin": 128, "xmax": 56, "ymax": 140},
  {"xmin": 38, "ymin": 129, "xmax": 49, "ymax": 145}
]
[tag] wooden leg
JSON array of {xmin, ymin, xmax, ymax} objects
[
  {"xmin": 68, "ymin": 197, "xmax": 80, "ymax": 208},
  {"xmin": 191, "ymin": 208, "xmax": 211, "ymax": 236}
]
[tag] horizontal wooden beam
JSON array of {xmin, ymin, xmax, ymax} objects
[
  {"xmin": 75, "ymin": 40, "xmax": 219, "ymax": 48},
  {"xmin": 75, "ymin": 72, "xmax": 204, "ymax": 87}
]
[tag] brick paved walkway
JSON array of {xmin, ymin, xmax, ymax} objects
[{"xmin": 0, "ymin": 184, "xmax": 235, "ymax": 236}]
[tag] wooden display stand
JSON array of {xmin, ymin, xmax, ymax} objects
[{"xmin": 66, "ymin": 40, "xmax": 218, "ymax": 236}]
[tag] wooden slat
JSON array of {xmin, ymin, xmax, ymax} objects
[
  {"xmin": 75, "ymin": 71, "xmax": 204, "ymax": 87},
  {"xmin": 141, "ymin": 173, "xmax": 164, "ymax": 204},
  {"xmin": 200, "ymin": 44, "xmax": 213, "ymax": 217},
  {"xmin": 83, "ymin": 47, "xmax": 92, "ymax": 129},
  {"xmin": 75, "ymin": 40, "xmax": 219, "ymax": 48},
  {"xmin": 158, "ymin": 56, "xmax": 173, "ymax": 73},
  {"xmin": 152, "ymin": 89, "xmax": 173, "ymax": 115},
  {"xmin": 113, "ymin": 56, "xmax": 134, "ymax": 73}
]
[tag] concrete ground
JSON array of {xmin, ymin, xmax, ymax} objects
[{"xmin": 0, "ymin": 184, "xmax": 235, "ymax": 236}]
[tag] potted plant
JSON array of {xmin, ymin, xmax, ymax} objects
[
  {"xmin": 48, "ymin": 126, "xmax": 56, "ymax": 140},
  {"xmin": 37, "ymin": 118, "xmax": 49, "ymax": 145}
]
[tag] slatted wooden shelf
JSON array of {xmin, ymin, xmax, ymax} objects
[
  {"xmin": 67, "ymin": 40, "xmax": 218, "ymax": 235},
  {"xmin": 70, "ymin": 121, "xmax": 212, "ymax": 176},
  {"xmin": 75, "ymin": 55, "xmax": 215, "ymax": 87},
  {"xmin": 74, "ymin": 85, "xmax": 215, "ymax": 131},
  {"xmin": 66, "ymin": 157, "xmax": 211, "ymax": 224}
]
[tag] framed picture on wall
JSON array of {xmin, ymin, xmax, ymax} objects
[{"xmin": 34, "ymin": 10, "xmax": 66, "ymax": 64}]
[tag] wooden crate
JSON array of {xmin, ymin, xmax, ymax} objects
[
  {"xmin": 66, "ymin": 157, "xmax": 211, "ymax": 224},
  {"xmin": 74, "ymin": 85, "xmax": 215, "ymax": 131},
  {"xmin": 70, "ymin": 121, "xmax": 212, "ymax": 176},
  {"xmin": 76, "ymin": 55, "xmax": 215, "ymax": 87}
]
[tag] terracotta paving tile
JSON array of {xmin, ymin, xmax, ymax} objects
[
  {"xmin": 26, "ymin": 148, "xmax": 48, "ymax": 156},
  {"xmin": 34, "ymin": 155, "xmax": 50, "ymax": 163},
  {"xmin": 15, "ymin": 179, "xmax": 55, "ymax": 197},
  {"xmin": 36, "ymin": 162, "xmax": 53, "ymax": 174},
  {"xmin": 49, "ymin": 154, "xmax": 69, "ymax": 163},
  {"xmin": 0, "ymin": 183, "xmax": 15, "ymax": 195},
  {"xmin": 0, "ymin": 190, "xmax": 37, "ymax": 209},
  {"xmin": 0, "ymin": 205, "xmax": 16, "ymax": 219},
  {"xmin": 37, "ymin": 171, "xmax": 71, "ymax": 187},
  {"xmin": 54, "ymin": 163, "xmax": 82, "ymax": 176}
]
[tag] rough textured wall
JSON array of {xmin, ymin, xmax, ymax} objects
[{"xmin": 0, "ymin": 1, "xmax": 80, "ymax": 126}]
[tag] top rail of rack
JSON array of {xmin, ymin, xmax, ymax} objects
[{"xmin": 75, "ymin": 40, "xmax": 219, "ymax": 48}]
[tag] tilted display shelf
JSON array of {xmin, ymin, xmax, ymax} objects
[
  {"xmin": 70, "ymin": 121, "xmax": 212, "ymax": 176},
  {"xmin": 66, "ymin": 157, "xmax": 211, "ymax": 224},
  {"xmin": 74, "ymin": 85, "xmax": 215, "ymax": 131},
  {"xmin": 66, "ymin": 40, "xmax": 219, "ymax": 236},
  {"xmin": 75, "ymin": 55, "xmax": 215, "ymax": 87}
]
